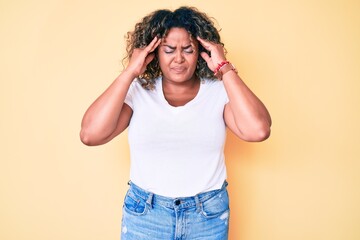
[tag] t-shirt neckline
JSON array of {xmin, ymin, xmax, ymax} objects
[{"xmin": 157, "ymin": 77, "xmax": 204, "ymax": 111}]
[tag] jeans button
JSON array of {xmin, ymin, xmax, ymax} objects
[{"xmin": 175, "ymin": 199, "xmax": 181, "ymax": 205}]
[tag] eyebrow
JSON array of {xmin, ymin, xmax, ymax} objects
[{"xmin": 162, "ymin": 44, "xmax": 193, "ymax": 49}]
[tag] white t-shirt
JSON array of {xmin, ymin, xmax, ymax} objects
[{"xmin": 124, "ymin": 76, "xmax": 229, "ymax": 198}]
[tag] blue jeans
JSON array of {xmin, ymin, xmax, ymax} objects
[{"xmin": 121, "ymin": 181, "xmax": 230, "ymax": 240}]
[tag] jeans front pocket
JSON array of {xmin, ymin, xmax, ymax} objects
[
  {"xmin": 123, "ymin": 189, "xmax": 149, "ymax": 216},
  {"xmin": 200, "ymin": 189, "xmax": 230, "ymax": 219}
]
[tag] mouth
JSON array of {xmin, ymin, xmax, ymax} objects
[{"xmin": 171, "ymin": 66, "xmax": 187, "ymax": 73}]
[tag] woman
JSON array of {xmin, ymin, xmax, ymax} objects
[{"xmin": 80, "ymin": 6, "xmax": 271, "ymax": 240}]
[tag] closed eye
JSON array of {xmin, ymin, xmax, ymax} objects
[
  {"xmin": 162, "ymin": 44, "xmax": 195, "ymax": 54},
  {"xmin": 183, "ymin": 45, "xmax": 194, "ymax": 54},
  {"xmin": 163, "ymin": 46, "xmax": 175, "ymax": 54}
]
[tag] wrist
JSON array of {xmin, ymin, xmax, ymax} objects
[
  {"xmin": 213, "ymin": 61, "xmax": 238, "ymax": 80},
  {"xmin": 214, "ymin": 60, "xmax": 229, "ymax": 74},
  {"xmin": 122, "ymin": 68, "xmax": 138, "ymax": 80}
]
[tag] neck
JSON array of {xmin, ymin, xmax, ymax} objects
[
  {"xmin": 162, "ymin": 76, "xmax": 200, "ymax": 94},
  {"xmin": 161, "ymin": 76, "xmax": 201, "ymax": 107}
]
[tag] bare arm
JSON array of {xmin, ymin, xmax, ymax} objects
[
  {"xmin": 222, "ymin": 72, "xmax": 272, "ymax": 141},
  {"xmin": 197, "ymin": 37, "xmax": 272, "ymax": 142},
  {"xmin": 80, "ymin": 36, "xmax": 161, "ymax": 146},
  {"xmin": 80, "ymin": 71, "xmax": 134, "ymax": 146}
]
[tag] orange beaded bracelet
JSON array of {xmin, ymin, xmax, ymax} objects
[
  {"xmin": 214, "ymin": 61, "xmax": 229, "ymax": 74},
  {"xmin": 214, "ymin": 62, "xmax": 237, "ymax": 80}
]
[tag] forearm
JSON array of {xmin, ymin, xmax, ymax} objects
[
  {"xmin": 223, "ymin": 70, "xmax": 272, "ymax": 139},
  {"xmin": 80, "ymin": 70, "xmax": 135, "ymax": 142}
]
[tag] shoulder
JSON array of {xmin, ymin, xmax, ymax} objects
[
  {"xmin": 129, "ymin": 78, "xmax": 144, "ymax": 89},
  {"xmin": 201, "ymin": 78, "xmax": 228, "ymax": 102},
  {"xmin": 201, "ymin": 78, "xmax": 226, "ymax": 90},
  {"xmin": 127, "ymin": 78, "xmax": 150, "ymax": 96},
  {"xmin": 202, "ymin": 77, "xmax": 222, "ymax": 84},
  {"xmin": 127, "ymin": 77, "xmax": 162, "ymax": 100},
  {"xmin": 130, "ymin": 77, "xmax": 161, "ymax": 91}
]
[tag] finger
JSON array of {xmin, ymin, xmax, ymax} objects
[
  {"xmin": 145, "ymin": 52, "xmax": 155, "ymax": 65},
  {"xmin": 149, "ymin": 37, "xmax": 161, "ymax": 53},
  {"xmin": 146, "ymin": 36, "xmax": 161, "ymax": 53},
  {"xmin": 200, "ymin": 52, "xmax": 216, "ymax": 70},
  {"xmin": 200, "ymin": 51, "xmax": 211, "ymax": 62},
  {"xmin": 197, "ymin": 36, "xmax": 214, "ymax": 50}
]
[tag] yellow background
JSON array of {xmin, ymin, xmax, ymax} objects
[{"xmin": 1, "ymin": 0, "xmax": 359, "ymax": 239}]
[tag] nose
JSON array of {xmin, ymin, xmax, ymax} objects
[{"xmin": 174, "ymin": 50, "xmax": 185, "ymax": 63}]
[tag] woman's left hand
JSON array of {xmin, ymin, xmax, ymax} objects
[{"xmin": 197, "ymin": 37, "xmax": 227, "ymax": 72}]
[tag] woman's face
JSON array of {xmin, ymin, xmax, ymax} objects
[{"xmin": 158, "ymin": 27, "xmax": 199, "ymax": 83}]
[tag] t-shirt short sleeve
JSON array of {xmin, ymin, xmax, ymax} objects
[
  {"xmin": 124, "ymin": 80, "xmax": 138, "ymax": 109},
  {"xmin": 219, "ymin": 80, "xmax": 229, "ymax": 104}
]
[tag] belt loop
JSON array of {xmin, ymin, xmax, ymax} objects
[
  {"xmin": 222, "ymin": 180, "xmax": 228, "ymax": 189},
  {"xmin": 146, "ymin": 192, "xmax": 154, "ymax": 209},
  {"xmin": 195, "ymin": 195, "xmax": 201, "ymax": 213}
]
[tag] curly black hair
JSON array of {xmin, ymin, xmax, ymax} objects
[{"xmin": 123, "ymin": 6, "xmax": 224, "ymax": 89}]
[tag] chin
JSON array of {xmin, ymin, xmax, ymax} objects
[{"xmin": 164, "ymin": 73, "xmax": 196, "ymax": 83}]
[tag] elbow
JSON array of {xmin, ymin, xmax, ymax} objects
[
  {"xmin": 80, "ymin": 129, "xmax": 94, "ymax": 146},
  {"xmin": 80, "ymin": 128, "xmax": 102, "ymax": 146},
  {"xmin": 80, "ymin": 127, "xmax": 115, "ymax": 146},
  {"xmin": 240, "ymin": 124, "xmax": 271, "ymax": 142},
  {"xmin": 256, "ymin": 126, "xmax": 271, "ymax": 142},
  {"xmin": 252, "ymin": 117, "xmax": 272, "ymax": 142}
]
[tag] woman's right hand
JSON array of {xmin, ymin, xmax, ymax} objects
[{"xmin": 125, "ymin": 36, "xmax": 162, "ymax": 77}]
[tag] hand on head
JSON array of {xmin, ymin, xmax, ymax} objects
[
  {"xmin": 197, "ymin": 37, "xmax": 227, "ymax": 72},
  {"xmin": 126, "ymin": 36, "xmax": 162, "ymax": 77},
  {"xmin": 125, "ymin": 34, "xmax": 227, "ymax": 80}
]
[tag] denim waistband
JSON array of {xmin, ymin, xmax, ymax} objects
[{"xmin": 127, "ymin": 181, "xmax": 228, "ymax": 210}]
